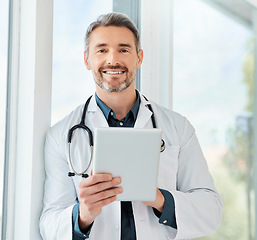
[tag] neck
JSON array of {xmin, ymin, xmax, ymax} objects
[{"xmin": 96, "ymin": 84, "xmax": 137, "ymax": 120}]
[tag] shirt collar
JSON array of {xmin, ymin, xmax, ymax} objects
[
  {"xmin": 130, "ymin": 90, "xmax": 140, "ymax": 120},
  {"xmin": 95, "ymin": 90, "xmax": 140, "ymax": 121}
]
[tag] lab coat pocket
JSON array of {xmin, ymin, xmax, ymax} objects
[{"xmin": 158, "ymin": 145, "xmax": 180, "ymax": 191}]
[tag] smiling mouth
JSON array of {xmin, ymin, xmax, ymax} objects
[{"xmin": 102, "ymin": 70, "xmax": 126, "ymax": 75}]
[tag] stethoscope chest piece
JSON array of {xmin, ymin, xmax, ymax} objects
[{"xmin": 160, "ymin": 139, "xmax": 165, "ymax": 152}]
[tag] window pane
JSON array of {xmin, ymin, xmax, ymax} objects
[
  {"xmin": 52, "ymin": 0, "xmax": 113, "ymax": 125},
  {"xmin": 0, "ymin": 0, "xmax": 9, "ymax": 236},
  {"xmin": 173, "ymin": 0, "xmax": 255, "ymax": 239}
]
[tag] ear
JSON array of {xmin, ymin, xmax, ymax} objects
[
  {"xmin": 84, "ymin": 51, "xmax": 91, "ymax": 70},
  {"xmin": 136, "ymin": 49, "xmax": 143, "ymax": 69}
]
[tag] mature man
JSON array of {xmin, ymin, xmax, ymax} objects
[{"xmin": 40, "ymin": 13, "xmax": 222, "ymax": 240}]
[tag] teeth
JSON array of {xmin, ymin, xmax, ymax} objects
[{"xmin": 104, "ymin": 71, "xmax": 124, "ymax": 74}]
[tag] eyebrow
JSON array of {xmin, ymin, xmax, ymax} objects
[
  {"xmin": 119, "ymin": 43, "xmax": 132, "ymax": 48},
  {"xmin": 94, "ymin": 43, "xmax": 132, "ymax": 48},
  {"xmin": 95, "ymin": 43, "xmax": 107, "ymax": 48}
]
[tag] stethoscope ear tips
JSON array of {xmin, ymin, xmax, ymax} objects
[
  {"xmin": 82, "ymin": 173, "xmax": 89, "ymax": 178},
  {"xmin": 68, "ymin": 172, "xmax": 75, "ymax": 177}
]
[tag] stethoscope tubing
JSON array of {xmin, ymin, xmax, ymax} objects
[
  {"xmin": 67, "ymin": 95, "xmax": 165, "ymax": 178},
  {"xmin": 68, "ymin": 143, "xmax": 93, "ymax": 178}
]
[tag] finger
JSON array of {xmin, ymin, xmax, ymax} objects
[
  {"xmin": 86, "ymin": 195, "xmax": 118, "ymax": 213},
  {"xmin": 90, "ymin": 177, "xmax": 121, "ymax": 194},
  {"xmin": 85, "ymin": 186, "xmax": 123, "ymax": 204},
  {"xmin": 94, "ymin": 195, "xmax": 118, "ymax": 208},
  {"xmin": 83, "ymin": 177, "xmax": 121, "ymax": 196},
  {"xmin": 79, "ymin": 173, "xmax": 113, "ymax": 188},
  {"xmin": 94, "ymin": 186, "xmax": 123, "ymax": 202}
]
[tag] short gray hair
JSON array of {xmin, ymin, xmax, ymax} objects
[{"xmin": 84, "ymin": 12, "xmax": 141, "ymax": 55}]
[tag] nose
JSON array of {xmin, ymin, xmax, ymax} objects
[{"xmin": 106, "ymin": 50, "xmax": 120, "ymax": 66}]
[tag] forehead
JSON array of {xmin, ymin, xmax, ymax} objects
[{"xmin": 88, "ymin": 26, "xmax": 137, "ymax": 49}]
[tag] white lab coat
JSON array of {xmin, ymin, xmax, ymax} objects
[{"xmin": 40, "ymin": 93, "xmax": 222, "ymax": 240}]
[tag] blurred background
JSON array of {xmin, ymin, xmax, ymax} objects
[{"xmin": 173, "ymin": 1, "xmax": 255, "ymax": 239}]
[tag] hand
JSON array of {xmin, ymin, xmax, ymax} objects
[
  {"xmin": 142, "ymin": 188, "xmax": 165, "ymax": 213},
  {"xmin": 78, "ymin": 172, "xmax": 123, "ymax": 232}
]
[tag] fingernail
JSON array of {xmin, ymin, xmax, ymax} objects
[
  {"xmin": 118, "ymin": 177, "xmax": 121, "ymax": 183},
  {"xmin": 114, "ymin": 177, "xmax": 121, "ymax": 184}
]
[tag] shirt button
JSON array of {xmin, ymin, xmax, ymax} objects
[
  {"xmin": 119, "ymin": 122, "xmax": 124, "ymax": 126},
  {"xmin": 163, "ymin": 220, "xmax": 168, "ymax": 224},
  {"xmin": 110, "ymin": 111, "xmax": 114, "ymax": 116},
  {"xmin": 116, "ymin": 224, "xmax": 119, "ymax": 231}
]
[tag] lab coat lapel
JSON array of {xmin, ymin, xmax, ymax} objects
[
  {"xmin": 87, "ymin": 95, "xmax": 109, "ymax": 128},
  {"xmin": 87, "ymin": 93, "xmax": 152, "ymax": 129},
  {"xmin": 134, "ymin": 94, "xmax": 153, "ymax": 129},
  {"xmin": 91, "ymin": 109, "xmax": 109, "ymax": 128}
]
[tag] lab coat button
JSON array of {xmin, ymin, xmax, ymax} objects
[
  {"xmin": 163, "ymin": 220, "xmax": 168, "ymax": 224},
  {"xmin": 116, "ymin": 224, "xmax": 119, "ymax": 231}
]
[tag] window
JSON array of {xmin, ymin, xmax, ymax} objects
[
  {"xmin": 0, "ymin": 0, "xmax": 9, "ymax": 236},
  {"xmin": 52, "ymin": 0, "xmax": 113, "ymax": 125},
  {"xmin": 173, "ymin": 0, "xmax": 256, "ymax": 239}
]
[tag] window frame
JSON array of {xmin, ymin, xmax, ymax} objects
[
  {"xmin": 253, "ymin": 9, "xmax": 257, "ymax": 239},
  {"xmin": 2, "ymin": 0, "xmax": 53, "ymax": 239},
  {"xmin": 140, "ymin": 0, "xmax": 174, "ymax": 109}
]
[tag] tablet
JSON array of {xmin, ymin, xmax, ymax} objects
[{"xmin": 92, "ymin": 127, "xmax": 161, "ymax": 201}]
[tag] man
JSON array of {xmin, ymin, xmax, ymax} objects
[{"xmin": 40, "ymin": 13, "xmax": 222, "ymax": 240}]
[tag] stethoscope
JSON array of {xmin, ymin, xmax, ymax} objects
[{"xmin": 67, "ymin": 95, "xmax": 165, "ymax": 178}]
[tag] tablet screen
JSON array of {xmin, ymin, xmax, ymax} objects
[{"xmin": 92, "ymin": 127, "xmax": 161, "ymax": 201}]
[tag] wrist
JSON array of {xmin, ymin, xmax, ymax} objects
[
  {"xmin": 154, "ymin": 191, "xmax": 165, "ymax": 213},
  {"xmin": 154, "ymin": 203, "xmax": 164, "ymax": 213},
  {"xmin": 78, "ymin": 204, "xmax": 95, "ymax": 233},
  {"xmin": 78, "ymin": 217, "xmax": 93, "ymax": 234}
]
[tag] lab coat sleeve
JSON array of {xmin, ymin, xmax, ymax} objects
[
  {"xmin": 166, "ymin": 117, "xmax": 222, "ymax": 239},
  {"xmin": 40, "ymin": 128, "xmax": 77, "ymax": 240}
]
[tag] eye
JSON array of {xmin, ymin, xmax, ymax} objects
[
  {"xmin": 120, "ymin": 49, "xmax": 129, "ymax": 53},
  {"xmin": 97, "ymin": 49, "xmax": 106, "ymax": 53}
]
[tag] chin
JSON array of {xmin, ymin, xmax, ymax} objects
[
  {"xmin": 96, "ymin": 78, "xmax": 134, "ymax": 93},
  {"xmin": 103, "ymin": 83, "xmax": 128, "ymax": 92}
]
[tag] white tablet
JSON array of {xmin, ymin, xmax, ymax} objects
[{"xmin": 92, "ymin": 127, "xmax": 161, "ymax": 201}]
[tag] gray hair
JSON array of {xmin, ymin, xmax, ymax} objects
[{"xmin": 84, "ymin": 12, "xmax": 141, "ymax": 55}]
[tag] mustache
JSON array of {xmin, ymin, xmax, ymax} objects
[{"xmin": 99, "ymin": 65, "xmax": 128, "ymax": 72}]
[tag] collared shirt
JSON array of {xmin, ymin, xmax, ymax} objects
[
  {"xmin": 72, "ymin": 92, "xmax": 177, "ymax": 239},
  {"xmin": 96, "ymin": 91, "xmax": 140, "ymax": 128}
]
